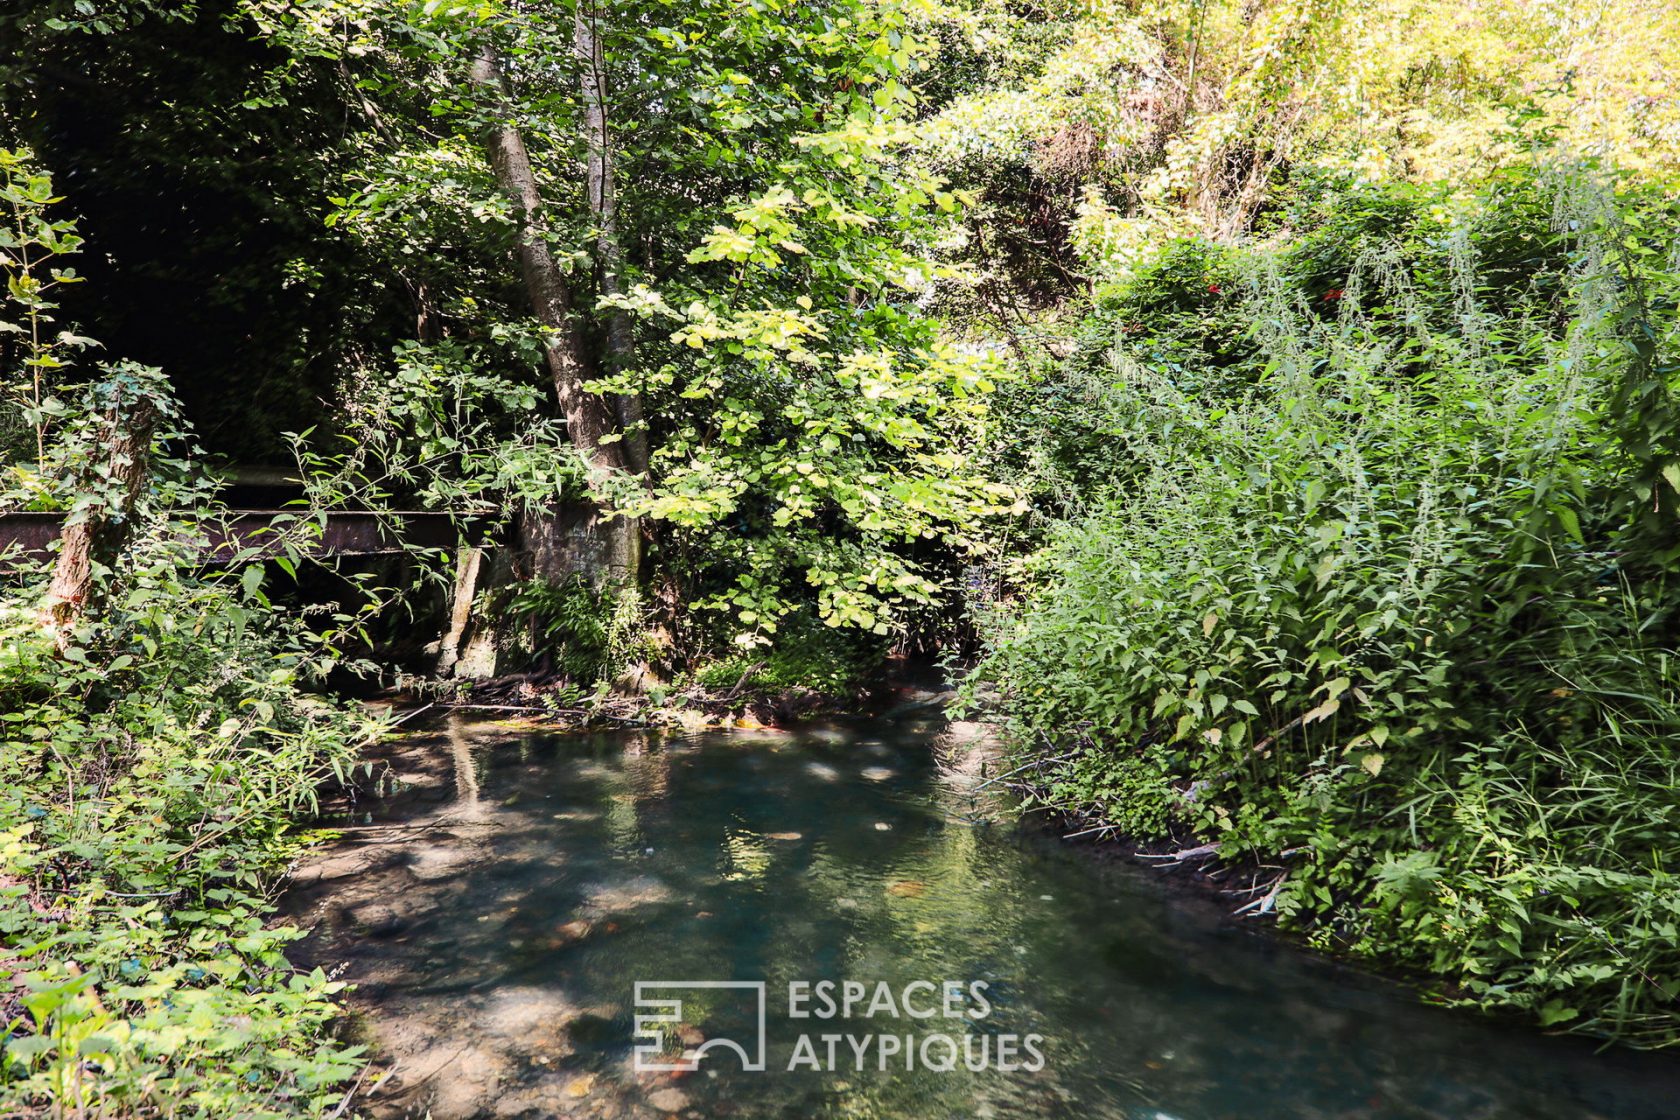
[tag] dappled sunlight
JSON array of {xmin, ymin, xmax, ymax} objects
[{"xmin": 285, "ymin": 719, "xmax": 1680, "ymax": 1120}]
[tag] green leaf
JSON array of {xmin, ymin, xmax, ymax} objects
[{"xmin": 1556, "ymin": 506, "xmax": 1583, "ymax": 545}]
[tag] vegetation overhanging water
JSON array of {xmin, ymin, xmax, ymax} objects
[{"xmin": 7, "ymin": 0, "xmax": 1680, "ymax": 1113}]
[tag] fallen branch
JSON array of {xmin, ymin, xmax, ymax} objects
[
  {"xmin": 1232, "ymin": 873, "xmax": 1287, "ymax": 917},
  {"xmin": 325, "ymin": 1061, "xmax": 378, "ymax": 1120},
  {"xmin": 436, "ymin": 702, "xmax": 585, "ymax": 715},
  {"xmin": 724, "ymin": 661, "xmax": 766, "ymax": 701},
  {"xmin": 1136, "ymin": 841, "xmax": 1222, "ymax": 866},
  {"xmin": 1251, "ymin": 711, "xmax": 1311, "ymax": 754},
  {"xmin": 972, "ymin": 752, "xmax": 1078, "ymax": 794}
]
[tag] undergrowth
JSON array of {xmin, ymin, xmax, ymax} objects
[
  {"xmin": 1, "ymin": 370, "xmax": 377, "ymax": 1115},
  {"xmin": 973, "ymin": 162, "xmax": 1680, "ymax": 1046},
  {"xmin": 690, "ymin": 612, "xmax": 886, "ymax": 702}
]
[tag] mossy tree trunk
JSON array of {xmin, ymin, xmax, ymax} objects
[{"xmin": 42, "ymin": 379, "xmax": 159, "ymax": 653}]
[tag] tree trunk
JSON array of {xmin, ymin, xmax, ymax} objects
[
  {"xmin": 574, "ymin": 0, "xmax": 649, "ymax": 479},
  {"xmin": 468, "ymin": 42, "xmax": 640, "ymax": 586},
  {"xmin": 573, "ymin": 2, "xmax": 649, "ymax": 597},
  {"xmin": 42, "ymin": 383, "xmax": 160, "ymax": 652}
]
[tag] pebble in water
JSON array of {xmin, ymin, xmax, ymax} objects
[
  {"xmin": 549, "ymin": 919, "xmax": 592, "ymax": 947},
  {"xmin": 647, "ymin": 1087, "xmax": 689, "ymax": 1112}
]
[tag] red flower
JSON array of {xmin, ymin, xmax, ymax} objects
[
  {"xmin": 1207, "ymin": 283, "xmax": 1221, "ymax": 294},
  {"xmin": 1324, "ymin": 288, "xmax": 1344, "ymax": 301}
]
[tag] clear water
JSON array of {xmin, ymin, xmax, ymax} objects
[{"xmin": 287, "ymin": 715, "xmax": 1680, "ymax": 1120}]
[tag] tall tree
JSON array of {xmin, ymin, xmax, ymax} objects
[
  {"xmin": 243, "ymin": 0, "xmax": 1014, "ymax": 649},
  {"xmin": 574, "ymin": 0, "xmax": 648, "ymax": 478},
  {"xmin": 467, "ymin": 38, "xmax": 641, "ymax": 583}
]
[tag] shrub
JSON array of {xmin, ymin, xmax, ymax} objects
[
  {"xmin": 692, "ymin": 611, "xmax": 886, "ymax": 700},
  {"xmin": 1, "ymin": 372, "xmax": 376, "ymax": 1114},
  {"xmin": 973, "ymin": 163, "xmax": 1680, "ymax": 1045},
  {"xmin": 508, "ymin": 574, "xmax": 656, "ymax": 684}
]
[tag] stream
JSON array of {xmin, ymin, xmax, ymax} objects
[{"xmin": 285, "ymin": 712, "xmax": 1680, "ymax": 1120}]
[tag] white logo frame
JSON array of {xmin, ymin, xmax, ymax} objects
[{"xmin": 632, "ymin": 980, "xmax": 768, "ymax": 1072}]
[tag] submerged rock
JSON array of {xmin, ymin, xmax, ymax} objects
[
  {"xmin": 647, "ymin": 1087, "xmax": 689, "ymax": 1112},
  {"xmin": 551, "ymin": 919, "xmax": 594, "ymax": 945},
  {"xmin": 585, "ymin": 876, "xmax": 672, "ymax": 914},
  {"xmin": 407, "ymin": 845, "xmax": 480, "ymax": 883},
  {"xmin": 350, "ymin": 902, "xmax": 409, "ymax": 937},
  {"xmin": 415, "ymin": 1042, "xmax": 513, "ymax": 1119}
]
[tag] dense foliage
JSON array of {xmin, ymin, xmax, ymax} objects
[
  {"xmin": 917, "ymin": 0, "xmax": 1680, "ymax": 318},
  {"xmin": 0, "ymin": 157, "xmax": 380, "ymax": 1115},
  {"xmin": 974, "ymin": 164, "xmax": 1680, "ymax": 1044},
  {"xmin": 0, "ymin": 385, "xmax": 377, "ymax": 1113},
  {"xmin": 6, "ymin": 0, "xmax": 1680, "ymax": 1114},
  {"xmin": 251, "ymin": 0, "xmax": 1019, "ymax": 653},
  {"xmin": 0, "ymin": 543, "xmax": 373, "ymax": 1115}
]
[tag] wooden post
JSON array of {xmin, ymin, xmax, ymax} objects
[{"xmin": 436, "ymin": 545, "xmax": 484, "ymax": 677}]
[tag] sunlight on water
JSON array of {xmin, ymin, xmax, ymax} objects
[{"xmin": 286, "ymin": 716, "xmax": 1680, "ymax": 1120}]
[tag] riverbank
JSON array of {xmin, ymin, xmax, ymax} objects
[
  {"xmin": 0, "ymin": 590, "xmax": 378, "ymax": 1118},
  {"xmin": 969, "ymin": 167, "xmax": 1680, "ymax": 1050},
  {"xmin": 390, "ymin": 661, "xmax": 951, "ymax": 736}
]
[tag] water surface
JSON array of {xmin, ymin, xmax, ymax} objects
[{"xmin": 287, "ymin": 715, "xmax": 1680, "ymax": 1119}]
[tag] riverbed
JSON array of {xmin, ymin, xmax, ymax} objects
[{"xmin": 284, "ymin": 713, "xmax": 1680, "ymax": 1119}]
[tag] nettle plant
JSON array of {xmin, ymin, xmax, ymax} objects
[{"xmin": 976, "ymin": 165, "xmax": 1680, "ymax": 1044}]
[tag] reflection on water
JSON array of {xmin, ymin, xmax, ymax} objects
[{"xmin": 286, "ymin": 716, "xmax": 1680, "ymax": 1120}]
